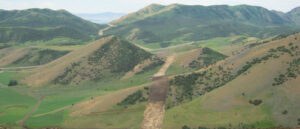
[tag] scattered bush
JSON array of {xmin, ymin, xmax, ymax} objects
[
  {"xmin": 282, "ymin": 110, "xmax": 288, "ymax": 115},
  {"xmin": 249, "ymin": 99, "xmax": 262, "ymax": 106}
]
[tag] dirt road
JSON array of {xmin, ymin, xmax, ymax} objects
[
  {"xmin": 98, "ymin": 24, "xmax": 116, "ymax": 36},
  {"xmin": 0, "ymin": 66, "xmax": 42, "ymax": 72},
  {"xmin": 153, "ymin": 55, "xmax": 175, "ymax": 77},
  {"xmin": 20, "ymin": 95, "xmax": 44, "ymax": 129}
]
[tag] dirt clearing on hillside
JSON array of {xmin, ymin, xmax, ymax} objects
[
  {"xmin": 141, "ymin": 76, "xmax": 169, "ymax": 129},
  {"xmin": 141, "ymin": 55, "xmax": 173, "ymax": 129}
]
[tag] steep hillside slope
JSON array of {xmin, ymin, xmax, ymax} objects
[
  {"xmin": 105, "ymin": 4, "xmax": 299, "ymax": 46},
  {"xmin": 24, "ymin": 36, "xmax": 163, "ymax": 86},
  {"xmin": 163, "ymin": 32, "xmax": 300, "ymax": 128}
]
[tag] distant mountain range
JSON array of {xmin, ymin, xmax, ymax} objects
[
  {"xmin": 76, "ymin": 12, "xmax": 126, "ymax": 24},
  {"xmin": 104, "ymin": 4, "xmax": 300, "ymax": 46}
]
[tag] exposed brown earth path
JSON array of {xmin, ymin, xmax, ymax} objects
[
  {"xmin": 141, "ymin": 55, "xmax": 174, "ymax": 129},
  {"xmin": 20, "ymin": 95, "xmax": 44, "ymax": 129}
]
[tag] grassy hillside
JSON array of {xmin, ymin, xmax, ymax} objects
[
  {"xmin": 105, "ymin": 4, "xmax": 300, "ymax": 47},
  {"xmin": 0, "ymin": 8, "xmax": 105, "ymax": 35},
  {"xmin": 0, "ymin": 8, "xmax": 107, "ymax": 44},
  {"xmin": 163, "ymin": 32, "xmax": 300, "ymax": 128},
  {"xmin": 24, "ymin": 36, "xmax": 163, "ymax": 86},
  {"xmin": 0, "ymin": 27, "xmax": 90, "ymax": 44},
  {"xmin": 0, "ymin": 47, "xmax": 69, "ymax": 67}
]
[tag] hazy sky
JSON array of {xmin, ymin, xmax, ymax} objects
[{"xmin": 0, "ymin": 0, "xmax": 300, "ymax": 13}]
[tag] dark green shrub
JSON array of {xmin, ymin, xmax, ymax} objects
[
  {"xmin": 249, "ymin": 99, "xmax": 262, "ymax": 106},
  {"xmin": 8, "ymin": 80, "xmax": 18, "ymax": 86},
  {"xmin": 282, "ymin": 110, "xmax": 288, "ymax": 115}
]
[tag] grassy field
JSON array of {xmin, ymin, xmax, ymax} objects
[
  {"xmin": 0, "ymin": 72, "xmax": 22, "ymax": 85},
  {"xmin": 26, "ymin": 110, "xmax": 68, "ymax": 128},
  {"xmin": 0, "ymin": 88, "xmax": 37, "ymax": 126},
  {"xmin": 63, "ymin": 103, "xmax": 146, "ymax": 129}
]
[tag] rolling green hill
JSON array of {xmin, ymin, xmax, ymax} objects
[
  {"xmin": 0, "ymin": 8, "xmax": 107, "ymax": 44},
  {"xmin": 105, "ymin": 4, "xmax": 300, "ymax": 47}
]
